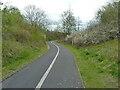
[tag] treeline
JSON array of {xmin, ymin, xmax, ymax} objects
[
  {"xmin": 45, "ymin": 30, "xmax": 67, "ymax": 41},
  {"xmin": 63, "ymin": 2, "xmax": 119, "ymax": 46}
]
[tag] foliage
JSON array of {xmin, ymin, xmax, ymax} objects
[
  {"xmin": 61, "ymin": 9, "xmax": 76, "ymax": 33},
  {"xmin": 2, "ymin": 6, "xmax": 24, "ymax": 26},
  {"xmin": 45, "ymin": 30, "xmax": 67, "ymax": 41},
  {"xmin": 96, "ymin": 2, "xmax": 118, "ymax": 24},
  {"xmin": 65, "ymin": 2, "xmax": 118, "ymax": 46}
]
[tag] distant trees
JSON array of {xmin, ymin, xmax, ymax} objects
[
  {"xmin": 45, "ymin": 30, "xmax": 67, "ymax": 41},
  {"xmin": 24, "ymin": 5, "xmax": 49, "ymax": 29},
  {"xmin": 61, "ymin": 9, "xmax": 76, "ymax": 33}
]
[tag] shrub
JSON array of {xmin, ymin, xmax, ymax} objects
[{"xmin": 65, "ymin": 2, "xmax": 118, "ymax": 46}]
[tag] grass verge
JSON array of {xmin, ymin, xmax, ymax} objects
[
  {"xmin": 2, "ymin": 44, "xmax": 48, "ymax": 80},
  {"xmin": 59, "ymin": 39, "xmax": 118, "ymax": 88}
]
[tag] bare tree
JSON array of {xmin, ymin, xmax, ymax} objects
[
  {"xmin": 24, "ymin": 5, "xmax": 48, "ymax": 29},
  {"xmin": 76, "ymin": 17, "xmax": 82, "ymax": 31}
]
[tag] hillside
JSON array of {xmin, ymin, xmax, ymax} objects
[
  {"xmin": 2, "ymin": 6, "xmax": 48, "ymax": 79},
  {"xmin": 60, "ymin": 39, "xmax": 118, "ymax": 88},
  {"xmin": 60, "ymin": 2, "xmax": 118, "ymax": 87}
]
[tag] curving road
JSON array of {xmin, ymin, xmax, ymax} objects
[{"xmin": 2, "ymin": 42, "xmax": 84, "ymax": 89}]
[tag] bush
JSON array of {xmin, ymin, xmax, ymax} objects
[{"xmin": 65, "ymin": 2, "xmax": 118, "ymax": 46}]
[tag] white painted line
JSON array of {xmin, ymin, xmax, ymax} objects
[{"xmin": 35, "ymin": 42, "xmax": 60, "ymax": 89}]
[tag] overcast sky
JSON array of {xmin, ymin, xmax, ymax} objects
[{"xmin": 1, "ymin": 0, "xmax": 113, "ymax": 30}]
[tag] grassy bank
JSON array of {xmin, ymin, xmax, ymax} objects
[
  {"xmin": 60, "ymin": 39, "xmax": 118, "ymax": 88},
  {"xmin": 2, "ymin": 7, "xmax": 48, "ymax": 80},
  {"xmin": 2, "ymin": 26, "xmax": 48, "ymax": 80},
  {"xmin": 2, "ymin": 43, "xmax": 48, "ymax": 80}
]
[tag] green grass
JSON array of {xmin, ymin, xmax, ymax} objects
[
  {"xmin": 2, "ymin": 24, "xmax": 48, "ymax": 80},
  {"xmin": 2, "ymin": 41, "xmax": 48, "ymax": 80},
  {"xmin": 59, "ymin": 39, "xmax": 118, "ymax": 88}
]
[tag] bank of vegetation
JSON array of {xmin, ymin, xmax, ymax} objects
[
  {"xmin": 61, "ymin": 39, "xmax": 118, "ymax": 88},
  {"xmin": 59, "ymin": 1, "xmax": 119, "ymax": 88},
  {"xmin": 2, "ymin": 5, "xmax": 47, "ymax": 79}
]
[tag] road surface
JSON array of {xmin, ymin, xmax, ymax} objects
[{"xmin": 2, "ymin": 42, "xmax": 84, "ymax": 89}]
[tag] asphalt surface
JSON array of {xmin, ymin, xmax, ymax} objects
[{"xmin": 2, "ymin": 42, "xmax": 84, "ymax": 89}]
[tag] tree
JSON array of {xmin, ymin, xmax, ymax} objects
[
  {"xmin": 61, "ymin": 9, "xmax": 76, "ymax": 33},
  {"xmin": 24, "ymin": 5, "xmax": 48, "ymax": 29},
  {"xmin": 96, "ymin": 2, "xmax": 118, "ymax": 24},
  {"xmin": 2, "ymin": 5, "xmax": 23, "ymax": 26},
  {"xmin": 76, "ymin": 17, "xmax": 82, "ymax": 31}
]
